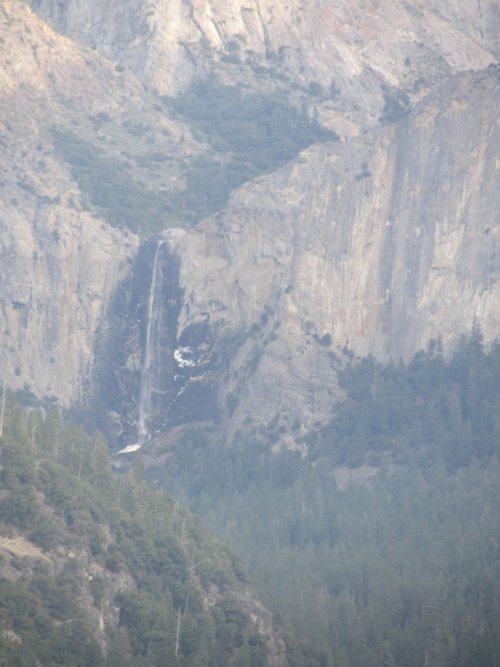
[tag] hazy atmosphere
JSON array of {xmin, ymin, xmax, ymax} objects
[{"xmin": 0, "ymin": 1, "xmax": 499, "ymax": 665}]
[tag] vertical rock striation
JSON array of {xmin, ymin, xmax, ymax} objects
[
  {"xmin": 2, "ymin": 2, "xmax": 499, "ymax": 440},
  {"xmin": 165, "ymin": 66, "xmax": 500, "ymax": 431},
  {"xmin": 0, "ymin": 1, "xmax": 141, "ymax": 406},
  {"xmin": 96, "ymin": 235, "xmax": 220, "ymax": 447},
  {"xmin": 29, "ymin": 0, "xmax": 499, "ymax": 129}
]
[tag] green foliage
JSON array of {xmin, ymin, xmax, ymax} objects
[
  {"xmin": 0, "ymin": 397, "xmax": 266, "ymax": 666},
  {"xmin": 0, "ymin": 579, "xmax": 103, "ymax": 667},
  {"xmin": 52, "ymin": 130, "xmax": 171, "ymax": 235},
  {"xmin": 380, "ymin": 86, "xmax": 411, "ymax": 123},
  {"xmin": 314, "ymin": 334, "xmax": 500, "ymax": 469},
  {"xmin": 167, "ymin": 76, "xmax": 336, "ymax": 165},
  {"xmin": 155, "ymin": 334, "xmax": 500, "ymax": 666},
  {"xmin": 0, "ymin": 487, "xmax": 40, "ymax": 529},
  {"xmin": 52, "ymin": 78, "xmax": 337, "ymax": 233},
  {"xmin": 164, "ymin": 76, "xmax": 338, "ymax": 223}
]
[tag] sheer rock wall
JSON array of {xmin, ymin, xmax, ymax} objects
[
  {"xmin": 29, "ymin": 0, "xmax": 499, "ymax": 131},
  {"xmin": 166, "ymin": 66, "xmax": 500, "ymax": 430},
  {"xmin": 1, "ymin": 2, "xmax": 499, "ymax": 436}
]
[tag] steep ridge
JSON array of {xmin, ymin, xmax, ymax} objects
[
  {"xmin": 96, "ymin": 65, "xmax": 499, "ymax": 445},
  {"xmin": 3, "ymin": 4, "xmax": 499, "ymax": 663},
  {"xmin": 0, "ymin": 0, "xmax": 137, "ymax": 406}
]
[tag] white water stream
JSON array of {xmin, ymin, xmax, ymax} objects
[{"xmin": 137, "ymin": 240, "xmax": 165, "ymax": 443}]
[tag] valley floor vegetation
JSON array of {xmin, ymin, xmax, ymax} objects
[
  {"xmin": 2, "ymin": 332, "xmax": 499, "ymax": 666},
  {"xmin": 153, "ymin": 331, "xmax": 500, "ymax": 667}
]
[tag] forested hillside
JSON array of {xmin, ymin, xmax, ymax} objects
[
  {"xmin": 152, "ymin": 332, "xmax": 500, "ymax": 666},
  {"xmin": 0, "ymin": 396, "xmax": 279, "ymax": 666},
  {"xmin": 2, "ymin": 336, "xmax": 498, "ymax": 666}
]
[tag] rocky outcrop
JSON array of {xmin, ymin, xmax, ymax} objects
[
  {"xmin": 0, "ymin": 2, "xmax": 142, "ymax": 405},
  {"xmin": 0, "ymin": 1, "xmax": 206, "ymax": 408},
  {"xmin": 2, "ymin": 2, "xmax": 499, "ymax": 441},
  {"xmin": 0, "ymin": 201, "xmax": 135, "ymax": 406},
  {"xmin": 29, "ymin": 0, "xmax": 499, "ymax": 132},
  {"xmin": 164, "ymin": 65, "xmax": 500, "ymax": 432}
]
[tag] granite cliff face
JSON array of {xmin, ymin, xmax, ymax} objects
[
  {"xmin": 0, "ymin": 2, "xmax": 146, "ymax": 405},
  {"xmin": 29, "ymin": 0, "xmax": 499, "ymax": 135},
  {"xmin": 158, "ymin": 65, "xmax": 500, "ymax": 433},
  {"xmin": 1, "ymin": 1, "xmax": 499, "ymax": 443},
  {"xmin": 97, "ymin": 65, "xmax": 499, "ymax": 444},
  {"xmin": 0, "ymin": 1, "xmax": 212, "ymax": 407}
]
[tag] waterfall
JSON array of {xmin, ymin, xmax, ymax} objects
[{"xmin": 137, "ymin": 239, "xmax": 166, "ymax": 443}]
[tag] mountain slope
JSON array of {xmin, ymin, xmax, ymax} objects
[
  {"xmin": 0, "ymin": 0, "xmax": 197, "ymax": 406},
  {"xmin": 1, "ymin": 4, "xmax": 499, "ymax": 665},
  {"xmin": 2, "ymin": 2, "xmax": 499, "ymax": 440},
  {"xmin": 101, "ymin": 64, "xmax": 499, "ymax": 440},
  {"xmin": 29, "ymin": 0, "xmax": 499, "ymax": 134},
  {"xmin": 0, "ymin": 395, "xmax": 285, "ymax": 666},
  {"xmin": 150, "ymin": 333, "xmax": 500, "ymax": 667}
]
